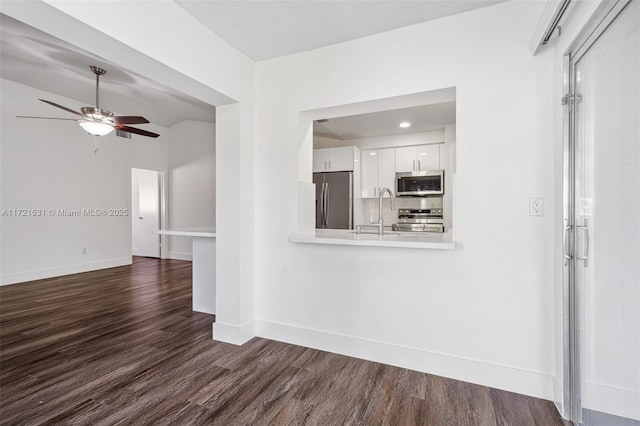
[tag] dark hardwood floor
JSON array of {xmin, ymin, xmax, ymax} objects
[{"xmin": 0, "ymin": 257, "xmax": 570, "ymax": 425}]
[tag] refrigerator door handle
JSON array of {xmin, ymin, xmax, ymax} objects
[
  {"xmin": 324, "ymin": 182, "xmax": 329, "ymax": 227},
  {"xmin": 319, "ymin": 181, "xmax": 325, "ymax": 228}
]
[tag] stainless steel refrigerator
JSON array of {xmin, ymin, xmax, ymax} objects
[{"xmin": 313, "ymin": 171, "xmax": 353, "ymax": 229}]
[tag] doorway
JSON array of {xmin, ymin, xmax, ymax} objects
[
  {"xmin": 131, "ymin": 168, "xmax": 161, "ymax": 258},
  {"xmin": 563, "ymin": 1, "xmax": 639, "ymax": 424}
]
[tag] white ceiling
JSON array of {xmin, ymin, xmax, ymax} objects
[
  {"xmin": 175, "ymin": 0, "xmax": 509, "ymax": 61},
  {"xmin": 0, "ymin": 14, "xmax": 216, "ymax": 128},
  {"xmin": 314, "ymin": 101, "xmax": 456, "ymax": 140}
]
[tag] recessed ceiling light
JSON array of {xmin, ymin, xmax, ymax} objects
[{"xmin": 399, "ymin": 122, "xmax": 411, "ymax": 128}]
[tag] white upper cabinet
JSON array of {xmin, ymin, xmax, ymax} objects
[
  {"xmin": 378, "ymin": 148, "xmax": 396, "ymax": 193},
  {"xmin": 395, "ymin": 144, "xmax": 441, "ymax": 172},
  {"xmin": 395, "ymin": 146, "xmax": 417, "ymax": 172},
  {"xmin": 313, "ymin": 146, "xmax": 357, "ymax": 172},
  {"xmin": 313, "ymin": 149, "xmax": 329, "ymax": 173},
  {"xmin": 360, "ymin": 148, "xmax": 396, "ymax": 198},
  {"xmin": 416, "ymin": 144, "xmax": 440, "ymax": 171},
  {"xmin": 361, "ymin": 149, "xmax": 378, "ymax": 198}
]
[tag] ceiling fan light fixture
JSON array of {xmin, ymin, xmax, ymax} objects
[{"xmin": 79, "ymin": 121, "xmax": 114, "ymax": 136}]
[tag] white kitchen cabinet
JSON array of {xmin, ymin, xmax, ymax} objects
[
  {"xmin": 416, "ymin": 144, "xmax": 440, "ymax": 170},
  {"xmin": 313, "ymin": 146, "xmax": 357, "ymax": 172},
  {"xmin": 361, "ymin": 149, "xmax": 378, "ymax": 198},
  {"xmin": 395, "ymin": 144, "xmax": 440, "ymax": 172},
  {"xmin": 378, "ymin": 148, "xmax": 396, "ymax": 193},
  {"xmin": 360, "ymin": 148, "xmax": 395, "ymax": 198},
  {"xmin": 313, "ymin": 149, "xmax": 329, "ymax": 173}
]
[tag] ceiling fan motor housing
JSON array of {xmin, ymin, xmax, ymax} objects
[{"xmin": 81, "ymin": 107, "xmax": 113, "ymax": 120}]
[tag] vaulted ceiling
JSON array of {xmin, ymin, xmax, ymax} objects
[{"xmin": 175, "ymin": 0, "xmax": 509, "ymax": 61}]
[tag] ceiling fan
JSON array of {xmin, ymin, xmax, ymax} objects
[{"xmin": 17, "ymin": 66, "xmax": 159, "ymax": 138}]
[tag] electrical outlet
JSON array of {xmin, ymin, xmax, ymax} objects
[
  {"xmin": 529, "ymin": 198, "xmax": 544, "ymax": 216},
  {"xmin": 82, "ymin": 247, "xmax": 87, "ymax": 254},
  {"xmin": 284, "ymin": 266, "xmax": 291, "ymax": 273}
]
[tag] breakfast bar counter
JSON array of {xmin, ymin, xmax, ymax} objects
[
  {"xmin": 153, "ymin": 226, "xmax": 216, "ymax": 314},
  {"xmin": 289, "ymin": 228, "xmax": 455, "ymax": 250}
]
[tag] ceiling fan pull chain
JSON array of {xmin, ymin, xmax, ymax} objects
[{"xmin": 94, "ymin": 135, "xmax": 100, "ymax": 154}]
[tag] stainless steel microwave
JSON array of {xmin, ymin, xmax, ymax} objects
[{"xmin": 396, "ymin": 170, "xmax": 444, "ymax": 196}]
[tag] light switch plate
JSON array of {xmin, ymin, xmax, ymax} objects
[{"xmin": 529, "ymin": 197, "xmax": 544, "ymax": 216}]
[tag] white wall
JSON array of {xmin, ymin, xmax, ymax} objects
[
  {"xmin": 255, "ymin": 1, "xmax": 556, "ymax": 400},
  {"xmin": 168, "ymin": 120, "xmax": 216, "ymax": 260},
  {"xmin": 0, "ymin": 78, "xmax": 169, "ymax": 284}
]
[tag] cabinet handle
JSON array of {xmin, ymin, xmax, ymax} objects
[
  {"xmin": 324, "ymin": 160, "xmax": 327, "ymax": 170},
  {"xmin": 418, "ymin": 159, "xmax": 421, "ymax": 170},
  {"xmin": 329, "ymin": 160, "xmax": 331, "ymax": 170},
  {"xmin": 413, "ymin": 160, "xmax": 416, "ymax": 171},
  {"xmin": 374, "ymin": 187, "xmax": 377, "ymax": 197}
]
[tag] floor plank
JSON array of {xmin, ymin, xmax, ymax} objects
[{"xmin": 0, "ymin": 257, "xmax": 569, "ymax": 425}]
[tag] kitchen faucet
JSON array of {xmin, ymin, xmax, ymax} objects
[{"xmin": 376, "ymin": 187, "xmax": 395, "ymax": 235}]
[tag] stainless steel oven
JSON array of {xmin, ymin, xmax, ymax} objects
[
  {"xmin": 392, "ymin": 208, "xmax": 444, "ymax": 233},
  {"xmin": 396, "ymin": 170, "xmax": 444, "ymax": 197}
]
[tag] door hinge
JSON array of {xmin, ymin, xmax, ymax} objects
[{"xmin": 561, "ymin": 93, "xmax": 583, "ymax": 105}]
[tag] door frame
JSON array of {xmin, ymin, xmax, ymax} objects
[
  {"xmin": 129, "ymin": 163, "xmax": 168, "ymax": 259},
  {"xmin": 561, "ymin": 0, "xmax": 632, "ymax": 423}
]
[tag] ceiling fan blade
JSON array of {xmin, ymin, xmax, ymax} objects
[
  {"xmin": 118, "ymin": 125, "xmax": 159, "ymax": 138},
  {"xmin": 39, "ymin": 99, "xmax": 83, "ymax": 116},
  {"xmin": 16, "ymin": 116, "xmax": 78, "ymax": 121},
  {"xmin": 111, "ymin": 116, "xmax": 150, "ymax": 125}
]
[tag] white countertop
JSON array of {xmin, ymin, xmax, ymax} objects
[
  {"xmin": 153, "ymin": 226, "xmax": 216, "ymax": 237},
  {"xmin": 289, "ymin": 228, "xmax": 455, "ymax": 249}
]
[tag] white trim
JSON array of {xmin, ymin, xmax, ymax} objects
[
  {"xmin": 168, "ymin": 251, "xmax": 192, "ymax": 261},
  {"xmin": 212, "ymin": 321, "xmax": 255, "ymax": 345},
  {"xmin": 553, "ymin": 376, "xmax": 566, "ymax": 419},
  {"xmin": 256, "ymin": 319, "xmax": 555, "ymax": 401},
  {"xmin": 0, "ymin": 257, "xmax": 131, "ymax": 286}
]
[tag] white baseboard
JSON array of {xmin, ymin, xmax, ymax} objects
[
  {"xmin": 553, "ymin": 376, "xmax": 568, "ymax": 420},
  {"xmin": 168, "ymin": 251, "xmax": 192, "ymax": 261},
  {"xmin": 212, "ymin": 321, "xmax": 255, "ymax": 345},
  {"xmin": 255, "ymin": 319, "xmax": 555, "ymax": 401},
  {"xmin": 583, "ymin": 381, "xmax": 640, "ymax": 421},
  {"xmin": 0, "ymin": 257, "xmax": 131, "ymax": 286}
]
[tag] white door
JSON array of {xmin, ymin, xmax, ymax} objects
[{"xmin": 131, "ymin": 168, "xmax": 160, "ymax": 257}]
